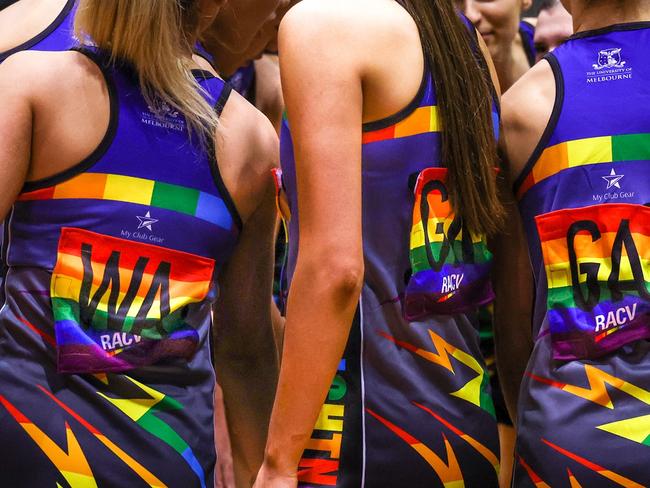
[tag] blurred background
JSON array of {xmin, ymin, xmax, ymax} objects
[
  {"xmin": 526, "ymin": 0, "xmax": 548, "ymax": 16},
  {"xmin": 0, "ymin": 0, "xmax": 554, "ymax": 15}
]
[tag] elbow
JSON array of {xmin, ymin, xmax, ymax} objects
[
  {"xmin": 328, "ymin": 259, "xmax": 365, "ymax": 298},
  {"xmin": 298, "ymin": 254, "xmax": 365, "ymax": 304}
]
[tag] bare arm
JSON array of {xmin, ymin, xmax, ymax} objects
[
  {"xmin": 493, "ymin": 60, "xmax": 556, "ymax": 421},
  {"xmin": 0, "ymin": 55, "xmax": 33, "ymax": 217},
  {"xmin": 476, "ymin": 30, "xmax": 533, "ymax": 422},
  {"xmin": 491, "ymin": 172, "xmax": 534, "ymax": 422},
  {"xmin": 254, "ymin": 5, "xmax": 365, "ymax": 486},
  {"xmin": 213, "ymin": 98, "xmax": 280, "ymax": 487}
]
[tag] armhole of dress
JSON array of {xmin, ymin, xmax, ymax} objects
[
  {"xmin": 215, "ymin": 83, "xmax": 232, "ymax": 118},
  {"xmin": 0, "ymin": 215, "xmax": 9, "ymax": 306},
  {"xmin": 0, "ymin": 0, "xmax": 75, "ymax": 63},
  {"xmin": 361, "ymin": 59, "xmax": 429, "ymax": 132},
  {"xmin": 512, "ymin": 53, "xmax": 564, "ymax": 196},
  {"xmin": 21, "ymin": 46, "xmax": 119, "ymax": 192},
  {"xmin": 208, "ymin": 84, "xmax": 244, "ymax": 232},
  {"xmin": 192, "ymin": 68, "xmax": 216, "ymax": 81}
]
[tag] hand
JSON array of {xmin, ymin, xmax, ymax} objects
[{"xmin": 252, "ymin": 463, "xmax": 298, "ymax": 488}]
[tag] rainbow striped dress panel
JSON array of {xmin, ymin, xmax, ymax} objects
[
  {"xmin": 0, "ymin": 49, "xmax": 238, "ymax": 487},
  {"xmin": 514, "ymin": 23, "xmax": 650, "ymax": 487},
  {"xmin": 280, "ymin": 68, "xmax": 500, "ymax": 486}
]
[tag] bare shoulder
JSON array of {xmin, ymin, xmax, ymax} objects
[
  {"xmin": 283, "ymin": 0, "xmax": 412, "ymax": 28},
  {"xmin": 0, "ymin": 50, "xmax": 101, "ymax": 98},
  {"xmin": 219, "ymin": 90, "xmax": 278, "ymax": 174},
  {"xmin": 501, "ymin": 58, "xmax": 556, "ymax": 178},
  {"xmin": 216, "ymin": 90, "xmax": 279, "ymax": 221},
  {"xmin": 280, "ymin": 0, "xmax": 414, "ymax": 56}
]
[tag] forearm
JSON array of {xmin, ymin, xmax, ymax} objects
[
  {"xmin": 217, "ymin": 348, "xmax": 279, "ymax": 487},
  {"xmin": 492, "ymin": 209, "xmax": 534, "ymax": 422},
  {"xmin": 219, "ymin": 352, "xmax": 277, "ymax": 486},
  {"xmin": 263, "ymin": 261, "xmax": 362, "ymax": 476},
  {"xmin": 494, "ymin": 298, "xmax": 533, "ymax": 423}
]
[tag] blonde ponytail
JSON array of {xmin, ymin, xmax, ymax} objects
[{"xmin": 75, "ymin": 0, "xmax": 218, "ymax": 144}]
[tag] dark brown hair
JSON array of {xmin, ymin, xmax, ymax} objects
[{"xmin": 400, "ymin": 0, "xmax": 504, "ymax": 236}]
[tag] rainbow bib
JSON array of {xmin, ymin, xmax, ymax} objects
[
  {"xmin": 537, "ymin": 203, "xmax": 650, "ymax": 359},
  {"xmin": 51, "ymin": 228, "xmax": 215, "ymax": 373},
  {"xmin": 403, "ymin": 168, "xmax": 494, "ymax": 320}
]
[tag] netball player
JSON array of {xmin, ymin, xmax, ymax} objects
[
  {"xmin": 254, "ymin": 0, "xmax": 505, "ymax": 486},
  {"xmin": 0, "ymin": 1, "xmax": 279, "ymax": 486},
  {"xmin": 500, "ymin": 0, "xmax": 650, "ymax": 484},
  {"xmin": 457, "ymin": 0, "xmax": 536, "ymax": 91},
  {"xmin": 454, "ymin": 3, "xmax": 537, "ymax": 482}
]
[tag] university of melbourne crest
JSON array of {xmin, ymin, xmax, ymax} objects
[{"xmin": 593, "ymin": 48, "xmax": 626, "ymax": 70}]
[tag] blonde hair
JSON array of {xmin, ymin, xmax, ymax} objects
[{"xmin": 75, "ymin": 0, "xmax": 218, "ymax": 143}]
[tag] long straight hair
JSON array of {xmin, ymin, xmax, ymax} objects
[
  {"xmin": 400, "ymin": 0, "xmax": 504, "ymax": 236},
  {"xmin": 75, "ymin": 0, "xmax": 217, "ymax": 143}
]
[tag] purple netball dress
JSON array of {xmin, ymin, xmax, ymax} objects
[
  {"xmin": 0, "ymin": 48, "xmax": 238, "ymax": 487},
  {"xmin": 514, "ymin": 23, "xmax": 650, "ymax": 486},
  {"xmin": 277, "ymin": 35, "xmax": 501, "ymax": 488}
]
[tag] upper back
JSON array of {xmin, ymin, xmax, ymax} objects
[
  {"xmin": 510, "ymin": 23, "xmax": 650, "ymax": 357},
  {"xmin": 515, "ymin": 23, "xmax": 650, "ymax": 208},
  {"xmin": 10, "ymin": 48, "xmax": 241, "ymax": 270}
]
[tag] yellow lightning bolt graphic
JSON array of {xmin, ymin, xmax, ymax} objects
[
  {"xmin": 96, "ymin": 376, "xmax": 164, "ymax": 422},
  {"xmin": 94, "ymin": 375, "xmax": 207, "ymax": 488},
  {"xmin": 597, "ymin": 414, "xmax": 650, "ymax": 446},
  {"xmin": 36, "ymin": 385, "xmax": 167, "ymax": 487},
  {"xmin": 527, "ymin": 364, "xmax": 650, "ymax": 409},
  {"xmin": 380, "ymin": 330, "xmax": 490, "ymax": 410},
  {"xmin": 0, "ymin": 395, "xmax": 97, "ymax": 487}
]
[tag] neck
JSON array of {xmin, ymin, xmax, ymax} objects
[{"xmin": 572, "ymin": 1, "xmax": 650, "ymax": 33}]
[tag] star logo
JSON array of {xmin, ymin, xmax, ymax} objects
[
  {"xmin": 602, "ymin": 168, "xmax": 624, "ymax": 190},
  {"xmin": 136, "ymin": 211, "xmax": 158, "ymax": 231}
]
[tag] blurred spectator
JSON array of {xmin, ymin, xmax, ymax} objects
[{"xmin": 534, "ymin": 0, "xmax": 573, "ymax": 61}]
